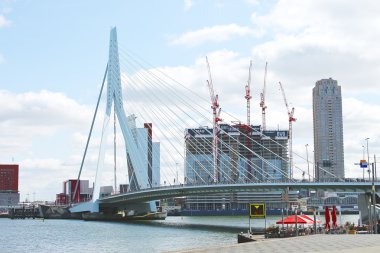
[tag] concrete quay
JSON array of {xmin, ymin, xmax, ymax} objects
[{"xmin": 170, "ymin": 234, "xmax": 380, "ymax": 253}]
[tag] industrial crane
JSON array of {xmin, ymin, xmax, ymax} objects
[
  {"xmin": 245, "ymin": 60, "xmax": 253, "ymax": 180},
  {"xmin": 206, "ymin": 57, "xmax": 222, "ymax": 183},
  {"xmin": 279, "ymin": 81, "xmax": 296, "ymax": 179},
  {"xmin": 260, "ymin": 62, "xmax": 268, "ymax": 131}
]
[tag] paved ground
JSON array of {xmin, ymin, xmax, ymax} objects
[{"xmin": 169, "ymin": 234, "xmax": 380, "ymax": 253}]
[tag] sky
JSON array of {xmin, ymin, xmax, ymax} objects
[{"xmin": 1, "ymin": 0, "xmax": 380, "ymax": 201}]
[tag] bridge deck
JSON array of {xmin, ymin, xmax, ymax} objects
[{"xmin": 99, "ymin": 182, "xmax": 380, "ymax": 204}]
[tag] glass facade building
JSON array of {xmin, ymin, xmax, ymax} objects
[
  {"xmin": 183, "ymin": 123, "xmax": 291, "ymax": 212},
  {"xmin": 313, "ymin": 78, "xmax": 345, "ymax": 181},
  {"xmin": 184, "ymin": 124, "xmax": 289, "ymax": 183}
]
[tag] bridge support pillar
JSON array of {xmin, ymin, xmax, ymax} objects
[{"xmin": 69, "ymin": 200, "xmax": 100, "ymax": 213}]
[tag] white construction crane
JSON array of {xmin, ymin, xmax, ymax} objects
[
  {"xmin": 279, "ymin": 81, "xmax": 296, "ymax": 179},
  {"xmin": 260, "ymin": 62, "xmax": 268, "ymax": 131},
  {"xmin": 206, "ymin": 57, "xmax": 222, "ymax": 183}
]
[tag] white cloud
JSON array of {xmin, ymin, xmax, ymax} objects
[
  {"xmin": 5, "ymin": 0, "xmax": 380, "ymax": 200},
  {"xmin": 170, "ymin": 24, "xmax": 258, "ymax": 47},
  {"xmin": 0, "ymin": 90, "xmax": 92, "ymax": 130},
  {"xmin": 245, "ymin": 0, "xmax": 259, "ymax": 5},
  {"xmin": 184, "ymin": 0, "xmax": 193, "ymax": 10},
  {"xmin": 250, "ymin": 0, "xmax": 380, "ymax": 92},
  {"xmin": 215, "ymin": 0, "xmax": 224, "ymax": 8},
  {"xmin": 122, "ymin": 44, "xmax": 380, "ymax": 181},
  {"xmin": 0, "ymin": 14, "xmax": 10, "ymax": 27},
  {"xmin": 0, "ymin": 90, "xmax": 99, "ymax": 200},
  {"xmin": 246, "ymin": 0, "xmax": 380, "ymax": 179}
]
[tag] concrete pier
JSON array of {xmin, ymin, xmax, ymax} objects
[{"xmin": 170, "ymin": 234, "xmax": 380, "ymax": 253}]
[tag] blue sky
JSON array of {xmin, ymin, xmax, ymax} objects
[
  {"xmin": 1, "ymin": 0, "xmax": 380, "ymax": 201},
  {"xmin": 1, "ymin": 0, "xmax": 265, "ymax": 101}
]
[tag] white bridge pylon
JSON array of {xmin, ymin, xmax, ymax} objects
[
  {"xmin": 93, "ymin": 27, "xmax": 151, "ymax": 200},
  {"xmin": 71, "ymin": 27, "xmax": 154, "ymax": 213}
]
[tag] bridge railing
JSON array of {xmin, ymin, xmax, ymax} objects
[{"xmin": 106, "ymin": 177, "xmax": 377, "ymax": 197}]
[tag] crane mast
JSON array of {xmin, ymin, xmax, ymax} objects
[
  {"xmin": 279, "ymin": 81, "xmax": 296, "ymax": 179},
  {"xmin": 260, "ymin": 62, "xmax": 268, "ymax": 131},
  {"xmin": 245, "ymin": 60, "xmax": 252, "ymax": 126},
  {"xmin": 206, "ymin": 57, "xmax": 221, "ymax": 183},
  {"xmin": 245, "ymin": 60, "xmax": 253, "ymax": 180}
]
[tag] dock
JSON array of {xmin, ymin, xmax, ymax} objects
[
  {"xmin": 9, "ymin": 205, "xmax": 39, "ymax": 219},
  {"xmin": 171, "ymin": 234, "xmax": 380, "ymax": 253}
]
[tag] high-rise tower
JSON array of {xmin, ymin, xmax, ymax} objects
[{"xmin": 313, "ymin": 78, "xmax": 345, "ymax": 181}]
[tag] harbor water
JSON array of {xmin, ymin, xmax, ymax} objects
[{"xmin": 0, "ymin": 215, "xmax": 359, "ymax": 253}]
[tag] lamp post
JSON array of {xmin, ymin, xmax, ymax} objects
[
  {"xmin": 306, "ymin": 144, "xmax": 310, "ymax": 182},
  {"xmin": 312, "ymin": 150, "xmax": 315, "ymax": 181},
  {"xmin": 362, "ymin": 145, "xmax": 365, "ymax": 180},
  {"xmin": 365, "ymin": 138, "xmax": 372, "ymax": 233},
  {"xmin": 372, "ymin": 155, "xmax": 378, "ymax": 234},
  {"xmin": 176, "ymin": 162, "xmax": 179, "ymax": 185},
  {"xmin": 366, "ymin": 138, "xmax": 370, "ymax": 181}
]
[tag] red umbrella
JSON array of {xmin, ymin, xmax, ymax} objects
[
  {"xmin": 331, "ymin": 206, "xmax": 337, "ymax": 229},
  {"xmin": 276, "ymin": 215, "xmax": 312, "ymax": 224},
  {"xmin": 325, "ymin": 206, "xmax": 330, "ymax": 230}
]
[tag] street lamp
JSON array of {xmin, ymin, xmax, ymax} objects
[
  {"xmin": 305, "ymin": 144, "xmax": 310, "ymax": 182},
  {"xmin": 176, "ymin": 162, "xmax": 179, "ymax": 185},
  {"xmin": 365, "ymin": 138, "xmax": 370, "ymax": 181},
  {"xmin": 362, "ymin": 145, "xmax": 365, "ymax": 180},
  {"xmin": 371, "ymin": 158, "xmax": 378, "ymax": 234},
  {"xmin": 365, "ymin": 138, "xmax": 378, "ymax": 234}
]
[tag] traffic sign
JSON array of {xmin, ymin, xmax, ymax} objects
[
  {"xmin": 360, "ymin": 160, "xmax": 368, "ymax": 168},
  {"xmin": 249, "ymin": 203, "xmax": 266, "ymax": 218}
]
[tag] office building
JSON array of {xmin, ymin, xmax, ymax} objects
[
  {"xmin": 313, "ymin": 78, "xmax": 345, "ymax": 180},
  {"xmin": 127, "ymin": 117, "xmax": 160, "ymax": 191},
  {"xmin": 56, "ymin": 179, "xmax": 91, "ymax": 204},
  {"xmin": 0, "ymin": 164, "xmax": 20, "ymax": 206},
  {"xmin": 185, "ymin": 124, "xmax": 289, "ymax": 182},
  {"xmin": 183, "ymin": 123, "xmax": 290, "ymax": 212}
]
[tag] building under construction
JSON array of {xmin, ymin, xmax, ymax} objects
[
  {"xmin": 184, "ymin": 123, "xmax": 289, "ymax": 183},
  {"xmin": 183, "ymin": 123, "xmax": 291, "ymax": 213},
  {"xmin": 183, "ymin": 59, "xmax": 296, "ymax": 213}
]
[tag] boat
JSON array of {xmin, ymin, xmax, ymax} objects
[
  {"xmin": 0, "ymin": 211, "xmax": 9, "ymax": 218},
  {"xmin": 82, "ymin": 211, "xmax": 167, "ymax": 221},
  {"xmin": 125, "ymin": 211, "xmax": 167, "ymax": 220},
  {"xmin": 237, "ymin": 232, "xmax": 264, "ymax": 243}
]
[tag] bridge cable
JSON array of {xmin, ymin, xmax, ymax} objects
[{"xmin": 72, "ymin": 64, "xmax": 108, "ymax": 204}]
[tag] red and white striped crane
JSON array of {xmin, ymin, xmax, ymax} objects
[
  {"xmin": 245, "ymin": 60, "xmax": 253, "ymax": 180},
  {"xmin": 260, "ymin": 62, "xmax": 268, "ymax": 131},
  {"xmin": 245, "ymin": 60, "xmax": 253, "ymax": 127},
  {"xmin": 279, "ymin": 81, "xmax": 296, "ymax": 179},
  {"xmin": 206, "ymin": 57, "xmax": 222, "ymax": 183}
]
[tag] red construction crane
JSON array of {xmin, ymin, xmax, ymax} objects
[
  {"xmin": 260, "ymin": 62, "xmax": 268, "ymax": 131},
  {"xmin": 245, "ymin": 60, "xmax": 253, "ymax": 127},
  {"xmin": 279, "ymin": 81, "xmax": 296, "ymax": 179},
  {"xmin": 245, "ymin": 60, "xmax": 253, "ymax": 180},
  {"xmin": 206, "ymin": 57, "xmax": 222, "ymax": 183}
]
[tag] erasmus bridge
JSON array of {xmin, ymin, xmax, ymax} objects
[{"xmin": 70, "ymin": 27, "xmax": 379, "ymax": 215}]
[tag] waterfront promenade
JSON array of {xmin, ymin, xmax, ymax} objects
[{"xmin": 171, "ymin": 234, "xmax": 380, "ymax": 253}]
